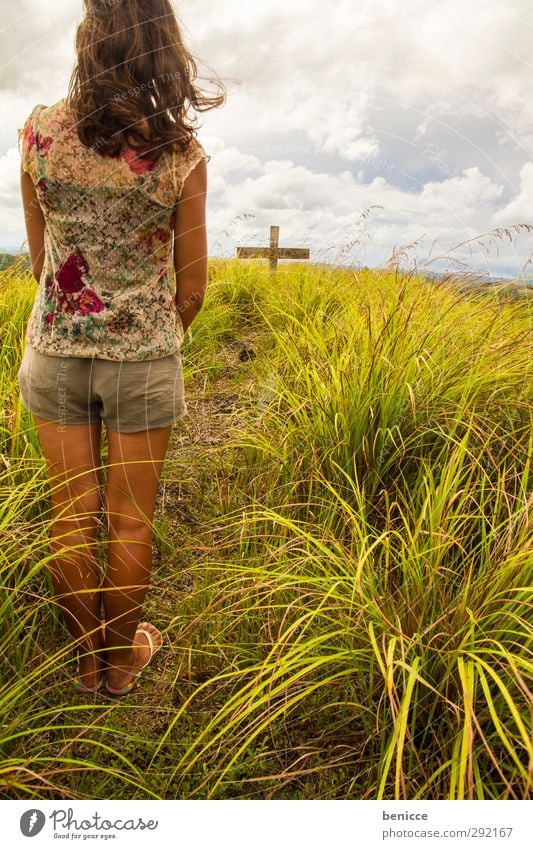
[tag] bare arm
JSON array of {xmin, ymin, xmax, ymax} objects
[
  {"xmin": 173, "ymin": 156, "xmax": 208, "ymax": 334},
  {"xmin": 20, "ymin": 165, "xmax": 46, "ymax": 282}
]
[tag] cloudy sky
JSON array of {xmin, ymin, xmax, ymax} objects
[{"xmin": 2, "ymin": 0, "xmax": 532, "ymax": 279}]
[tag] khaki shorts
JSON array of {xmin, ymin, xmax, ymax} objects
[{"xmin": 17, "ymin": 343, "xmax": 188, "ymax": 433}]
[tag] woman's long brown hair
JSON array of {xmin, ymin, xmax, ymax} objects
[{"xmin": 66, "ymin": 0, "xmax": 226, "ymax": 161}]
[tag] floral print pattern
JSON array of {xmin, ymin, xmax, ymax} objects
[
  {"xmin": 18, "ymin": 99, "xmax": 211, "ymax": 361},
  {"xmin": 120, "ymin": 147, "xmax": 158, "ymax": 175},
  {"xmin": 26, "ymin": 127, "xmax": 53, "ymax": 156},
  {"xmin": 55, "ymin": 250, "xmax": 89, "ymax": 293}
]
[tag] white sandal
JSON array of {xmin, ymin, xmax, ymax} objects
[{"xmin": 105, "ymin": 624, "xmax": 163, "ymax": 696}]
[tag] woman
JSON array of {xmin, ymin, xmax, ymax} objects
[{"xmin": 17, "ymin": 0, "xmax": 226, "ymax": 696}]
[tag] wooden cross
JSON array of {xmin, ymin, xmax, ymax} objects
[{"xmin": 236, "ymin": 225, "xmax": 310, "ymax": 273}]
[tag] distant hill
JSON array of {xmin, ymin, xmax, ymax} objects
[
  {"xmin": 0, "ymin": 253, "xmax": 530, "ymax": 296},
  {"xmin": 0, "ymin": 252, "xmax": 31, "ymax": 272},
  {"xmin": 0, "ymin": 252, "xmax": 17, "ymax": 270}
]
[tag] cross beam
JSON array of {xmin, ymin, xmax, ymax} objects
[{"xmin": 237, "ymin": 225, "xmax": 310, "ymax": 272}]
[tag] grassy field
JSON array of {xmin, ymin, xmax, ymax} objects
[{"xmin": 0, "ymin": 256, "xmax": 531, "ymax": 800}]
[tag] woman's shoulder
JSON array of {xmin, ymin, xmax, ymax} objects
[
  {"xmin": 180, "ymin": 134, "xmax": 211, "ymax": 162},
  {"xmin": 20, "ymin": 102, "xmax": 47, "ymax": 132},
  {"xmin": 24, "ymin": 98, "xmax": 66, "ymax": 121},
  {"xmin": 22, "ymin": 99, "xmax": 73, "ymax": 141},
  {"xmin": 171, "ymin": 134, "xmax": 211, "ymax": 180}
]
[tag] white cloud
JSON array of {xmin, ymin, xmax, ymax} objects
[
  {"xmin": 0, "ymin": 146, "xmax": 25, "ymax": 249},
  {"xmin": 494, "ymin": 161, "xmax": 533, "ymax": 223},
  {"xmin": 419, "ymin": 167, "xmax": 504, "ymax": 213},
  {"xmin": 207, "ymin": 142, "xmax": 261, "ymax": 174}
]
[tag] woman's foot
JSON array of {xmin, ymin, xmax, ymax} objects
[
  {"xmin": 105, "ymin": 622, "xmax": 163, "ymax": 694},
  {"xmin": 75, "ymin": 659, "xmax": 105, "ymax": 692},
  {"xmin": 74, "ymin": 625, "xmax": 106, "ymax": 691}
]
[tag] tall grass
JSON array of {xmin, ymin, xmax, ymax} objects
[{"xmin": 0, "ymin": 256, "xmax": 531, "ymax": 799}]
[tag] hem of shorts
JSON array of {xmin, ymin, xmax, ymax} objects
[
  {"xmin": 19, "ymin": 396, "xmax": 101, "ymax": 427},
  {"xmin": 20, "ymin": 405, "xmax": 187, "ymax": 431},
  {"xmin": 19, "ymin": 392, "xmax": 188, "ymax": 432},
  {"xmin": 105, "ymin": 411, "xmax": 189, "ymax": 434}
]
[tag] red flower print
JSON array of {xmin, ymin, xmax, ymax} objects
[
  {"xmin": 55, "ymin": 250, "xmax": 89, "ymax": 293},
  {"xmin": 154, "ymin": 227, "xmax": 169, "ymax": 242},
  {"xmin": 37, "ymin": 178, "xmax": 47, "ymax": 195},
  {"xmin": 44, "ymin": 311, "xmax": 55, "ymax": 324},
  {"xmin": 26, "ymin": 127, "xmax": 36, "ymax": 152},
  {"xmin": 120, "ymin": 148, "xmax": 157, "ymax": 175},
  {"xmin": 34, "ymin": 132, "xmax": 53, "ymax": 156},
  {"xmin": 77, "ymin": 288, "xmax": 105, "ymax": 315}
]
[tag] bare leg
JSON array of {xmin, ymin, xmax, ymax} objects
[
  {"xmin": 32, "ymin": 415, "xmax": 105, "ymax": 689},
  {"xmin": 102, "ymin": 424, "xmax": 171, "ymax": 690}
]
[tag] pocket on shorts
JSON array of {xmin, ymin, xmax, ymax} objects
[
  {"xmin": 149, "ymin": 355, "xmax": 184, "ymax": 402},
  {"xmin": 107, "ymin": 354, "xmax": 187, "ymax": 430},
  {"xmin": 17, "ymin": 345, "xmax": 62, "ymax": 394},
  {"xmin": 117, "ymin": 354, "xmax": 183, "ymax": 404},
  {"xmin": 17, "ymin": 346, "xmax": 32, "ymax": 389}
]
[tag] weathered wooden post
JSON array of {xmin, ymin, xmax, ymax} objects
[
  {"xmin": 269, "ymin": 225, "xmax": 279, "ymax": 273},
  {"xmin": 237, "ymin": 225, "xmax": 310, "ymax": 273}
]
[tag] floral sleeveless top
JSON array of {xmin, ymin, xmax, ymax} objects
[{"xmin": 18, "ymin": 99, "xmax": 210, "ymax": 360}]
